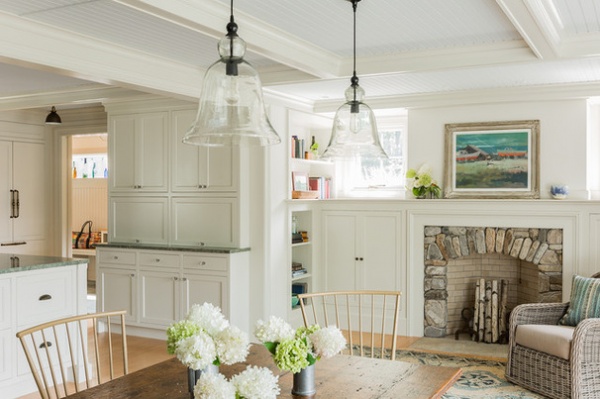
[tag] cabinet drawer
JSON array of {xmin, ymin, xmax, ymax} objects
[
  {"xmin": 183, "ymin": 255, "xmax": 227, "ymax": 272},
  {"xmin": 16, "ymin": 268, "xmax": 74, "ymax": 326},
  {"xmin": 98, "ymin": 249, "xmax": 136, "ymax": 265},
  {"xmin": 139, "ymin": 252, "xmax": 180, "ymax": 268}
]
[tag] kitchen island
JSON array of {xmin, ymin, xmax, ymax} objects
[{"xmin": 0, "ymin": 254, "xmax": 88, "ymax": 399}]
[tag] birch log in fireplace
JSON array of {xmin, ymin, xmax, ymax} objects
[{"xmin": 473, "ymin": 278, "xmax": 509, "ymax": 343}]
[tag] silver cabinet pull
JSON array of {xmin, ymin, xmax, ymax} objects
[
  {"xmin": 155, "ymin": 258, "xmax": 161, "ymax": 262},
  {"xmin": 1, "ymin": 241, "xmax": 26, "ymax": 246},
  {"xmin": 39, "ymin": 294, "xmax": 52, "ymax": 301},
  {"xmin": 39, "ymin": 341, "xmax": 53, "ymax": 349},
  {"xmin": 174, "ymin": 277, "xmax": 179, "ymax": 281},
  {"xmin": 113, "ymin": 256, "xmax": 119, "ymax": 260},
  {"xmin": 182, "ymin": 277, "xmax": 188, "ymax": 281}
]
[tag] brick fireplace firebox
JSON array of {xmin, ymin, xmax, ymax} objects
[{"xmin": 423, "ymin": 226, "xmax": 563, "ymax": 338}]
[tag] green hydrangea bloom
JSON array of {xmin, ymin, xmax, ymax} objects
[
  {"xmin": 274, "ymin": 338, "xmax": 310, "ymax": 373},
  {"xmin": 166, "ymin": 320, "xmax": 200, "ymax": 355},
  {"xmin": 405, "ymin": 168, "xmax": 417, "ymax": 179}
]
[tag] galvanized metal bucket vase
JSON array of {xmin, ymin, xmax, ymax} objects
[
  {"xmin": 292, "ymin": 364, "xmax": 316, "ymax": 396},
  {"xmin": 187, "ymin": 364, "xmax": 219, "ymax": 398}
]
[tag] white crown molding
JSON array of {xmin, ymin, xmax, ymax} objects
[
  {"xmin": 0, "ymin": 85, "xmax": 149, "ymax": 111},
  {"xmin": 313, "ymin": 82, "xmax": 600, "ymax": 112},
  {"xmin": 0, "ymin": 11, "xmax": 202, "ymax": 101},
  {"xmin": 115, "ymin": 0, "xmax": 341, "ymax": 79}
]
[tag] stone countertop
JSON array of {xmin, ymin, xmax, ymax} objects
[
  {"xmin": 94, "ymin": 242, "xmax": 251, "ymax": 254},
  {"xmin": 0, "ymin": 254, "xmax": 88, "ymax": 275}
]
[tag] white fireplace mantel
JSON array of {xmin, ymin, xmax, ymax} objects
[{"xmin": 308, "ymin": 198, "xmax": 600, "ymax": 337}]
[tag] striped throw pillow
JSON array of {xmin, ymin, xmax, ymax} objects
[{"xmin": 560, "ymin": 275, "xmax": 600, "ymax": 326}]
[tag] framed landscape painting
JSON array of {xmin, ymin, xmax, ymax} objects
[{"xmin": 443, "ymin": 120, "xmax": 540, "ymax": 199}]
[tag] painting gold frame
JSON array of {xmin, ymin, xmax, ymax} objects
[{"xmin": 443, "ymin": 120, "xmax": 540, "ymax": 199}]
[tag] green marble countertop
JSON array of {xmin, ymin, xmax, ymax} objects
[
  {"xmin": 95, "ymin": 243, "xmax": 251, "ymax": 254},
  {"xmin": 0, "ymin": 254, "xmax": 88, "ymax": 275}
]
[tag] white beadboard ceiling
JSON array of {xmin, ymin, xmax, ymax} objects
[{"xmin": 2, "ymin": 0, "xmax": 600, "ymax": 112}]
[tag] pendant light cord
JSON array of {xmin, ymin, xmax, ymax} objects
[
  {"xmin": 230, "ymin": 0, "xmax": 234, "ymax": 60},
  {"xmin": 351, "ymin": 0, "xmax": 360, "ymax": 106}
]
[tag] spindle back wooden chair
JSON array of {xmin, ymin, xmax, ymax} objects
[
  {"xmin": 298, "ymin": 290, "xmax": 402, "ymax": 360},
  {"xmin": 16, "ymin": 310, "xmax": 128, "ymax": 399}
]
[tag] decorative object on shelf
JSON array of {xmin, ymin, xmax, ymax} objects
[
  {"xmin": 406, "ymin": 164, "xmax": 442, "ymax": 199},
  {"xmin": 443, "ymin": 120, "xmax": 540, "ymax": 199},
  {"xmin": 551, "ymin": 184, "xmax": 569, "ymax": 199},
  {"xmin": 310, "ymin": 136, "xmax": 319, "ymax": 158},
  {"xmin": 321, "ymin": 0, "xmax": 387, "ymax": 163},
  {"xmin": 255, "ymin": 316, "xmax": 346, "ymax": 397},
  {"xmin": 45, "ymin": 106, "xmax": 62, "ymax": 125},
  {"xmin": 182, "ymin": 0, "xmax": 280, "ymax": 147},
  {"xmin": 166, "ymin": 303, "xmax": 250, "ymax": 398},
  {"xmin": 194, "ymin": 365, "xmax": 280, "ymax": 399}
]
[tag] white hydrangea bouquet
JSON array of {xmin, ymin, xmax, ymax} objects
[
  {"xmin": 194, "ymin": 366, "xmax": 280, "ymax": 399},
  {"xmin": 166, "ymin": 302, "xmax": 249, "ymax": 370},
  {"xmin": 405, "ymin": 163, "xmax": 442, "ymax": 199},
  {"xmin": 254, "ymin": 316, "xmax": 346, "ymax": 373}
]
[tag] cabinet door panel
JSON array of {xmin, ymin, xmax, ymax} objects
[
  {"xmin": 110, "ymin": 116, "xmax": 136, "ymax": 190},
  {"xmin": 139, "ymin": 270, "xmax": 178, "ymax": 327},
  {"xmin": 0, "ymin": 279, "xmax": 9, "ymax": 330},
  {"xmin": 324, "ymin": 214, "xmax": 357, "ymax": 291},
  {"xmin": 0, "ymin": 329, "xmax": 10, "ymax": 381},
  {"xmin": 172, "ymin": 198, "xmax": 237, "ymax": 247},
  {"xmin": 139, "ymin": 114, "xmax": 168, "ymax": 191},
  {"xmin": 361, "ymin": 215, "xmax": 399, "ymax": 291},
  {"xmin": 172, "ymin": 110, "xmax": 236, "ymax": 192},
  {"xmin": 0, "ymin": 142, "xmax": 12, "ymax": 244},
  {"xmin": 172, "ymin": 110, "xmax": 201, "ymax": 191},
  {"xmin": 13, "ymin": 142, "xmax": 46, "ymax": 243},
  {"xmin": 98, "ymin": 267, "xmax": 136, "ymax": 322},
  {"xmin": 183, "ymin": 274, "xmax": 227, "ymax": 316},
  {"xmin": 110, "ymin": 197, "xmax": 168, "ymax": 244}
]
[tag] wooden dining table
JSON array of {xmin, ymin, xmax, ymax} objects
[{"xmin": 67, "ymin": 344, "xmax": 461, "ymax": 398}]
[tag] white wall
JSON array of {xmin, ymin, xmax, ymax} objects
[{"xmin": 407, "ymin": 99, "xmax": 589, "ymax": 199}]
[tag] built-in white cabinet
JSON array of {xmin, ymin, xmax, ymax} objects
[
  {"xmin": 105, "ymin": 101, "xmax": 247, "ymax": 249},
  {"xmin": 0, "ymin": 262, "xmax": 87, "ymax": 397},
  {"xmin": 0, "ymin": 141, "xmax": 47, "ymax": 253},
  {"xmin": 171, "ymin": 109, "xmax": 237, "ymax": 193},
  {"xmin": 322, "ymin": 211, "xmax": 401, "ymax": 292},
  {"xmin": 109, "ymin": 197, "xmax": 169, "ymax": 244},
  {"xmin": 109, "ymin": 112, "xmax": 168, "ymax": 193},
  {"xmin": 96, "ymin": 247, "xmax": 250, "ymax": 337}
]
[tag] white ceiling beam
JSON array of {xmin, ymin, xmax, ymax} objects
[
  {"xmin": 496, "ymin": 0, "xmax": 558, "ymax": 60},
  {"xmin": 0, "ymin": 11, "xmax": 202, "ymax": 102},
  {"xmin": 350, "ymin": 41, "xmax": 537, "ymax": 76},
  {"xmin": 114, "ymin": 0, "xmax": 341, "ymax": 79}
]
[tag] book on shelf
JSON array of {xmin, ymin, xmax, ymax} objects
[
  {"xmin": 291, "ymin": 136, "xmax": 306, "ymax": 159},
  {"xmin": 308, "ymin": 176, "xmax": 331, "ymax": 199},
  {"xmin": 292, "ymin": 233, "xmax": 304, "ymax": 244},
  {"xmin": 292, "ymin": 282, "xmax": 308, "ymax": 296},
  {"xmin": 299, "ymin": 231, "xmax": 309, "ymax": 242},
  {"xmin": 292, "ymin": 268, "xmax": 308, "ymax": 278},
  {"xmin": 292, "ymin": 261, "xmax": 303, "ymax": 271}
]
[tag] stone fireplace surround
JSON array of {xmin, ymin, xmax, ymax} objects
[{"xmin": 423, "ymin": 226, "xmax": 563, "ymax": 338}]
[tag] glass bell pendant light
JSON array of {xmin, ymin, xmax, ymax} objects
[
  {"xmin": 183, "ymin": 0, "xmax": 281, "ymax": 146},
  {"xmin": 321, "ymin": 0, "xmax": 387, "ymax": 161}
]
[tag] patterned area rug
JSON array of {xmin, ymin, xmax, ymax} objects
[{"xmin": 395, "ymin": 350, "xmax": 546, "ymax": 399}]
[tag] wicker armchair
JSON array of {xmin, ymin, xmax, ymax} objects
[{"xmin": 505, "ymin": 303, "xmax": 600, "ymax": 399}]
